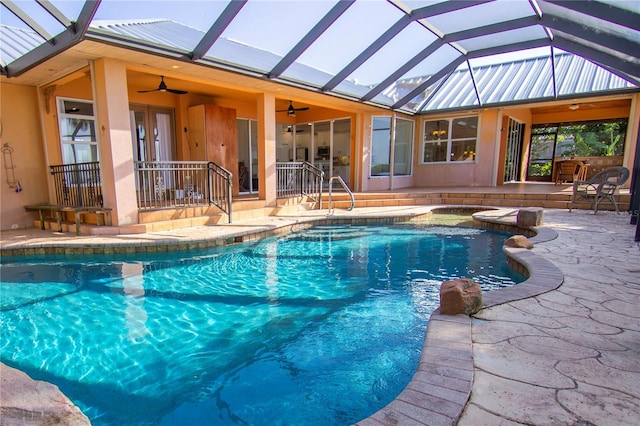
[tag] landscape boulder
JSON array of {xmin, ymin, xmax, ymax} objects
[
  {"xmin": 0, "ymin": 362, "xmax": 90, "ymax": 425},
  {"xmin": 505, "ymin": 234, "xmax": 534, "ymax": 249},
  {"xmin": 516, "ymin": 208, "xmax": 543, "ymax": 229},
  {"xmin": 439, "ymin": 278, "xmax": 483, "ymax": 315}
]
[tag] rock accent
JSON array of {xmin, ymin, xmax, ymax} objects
[
  {"xmin": 505, "ymin": 235, "xmax": 534, "ymax": 249},
  {"xmin": 439, "ymin": 278, "xmax": 483, "ymax": 315},
  {"xmin": 517, "ymin": 208, "xmax": 543, "ymax": 229},
  {"xmin": 0, "ymin": 362, "xmax": 90, "ymax": 425}
]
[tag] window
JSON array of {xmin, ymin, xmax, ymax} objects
[
  {"xmin": 553, "ymin": 120, "xmax": 627, "ymax": 158},
  {"xmin": 394, "ymin": 118, "xmax": 413, "ymax": 176},
  {"xmin": 57, "ymin": 98, "xmax": 98, "ymax": 164},
  {"xmin": 371, "ymin": 117, "xmax": 391, "ymax": 176},
  {"xmin": 422, "ymin": 116, "xmax": 478, "ymax": 163},
  {"xmin": 370, "ymin": 116, "xmax": 414, "ymax": 177},
  {"xmin": 527, "ymin": 119, "xmax": 627, "ymax": 181}
]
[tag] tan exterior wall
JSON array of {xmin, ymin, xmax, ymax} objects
[{"xmin": 0, "ymin": 83, "xmax": 48, "ymax": 229}]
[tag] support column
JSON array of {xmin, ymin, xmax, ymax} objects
[
  {"xmin": 257, "ymin": 93, "xmax": 277, "ymax": 205},
  {"xmin": 91, "ymin": 58, "xmax": 138, "ymax": 226}
]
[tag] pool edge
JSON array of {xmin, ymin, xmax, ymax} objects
[{"xmin": 356, "ymin": 209, "xmax": 563, "ymax": 426}]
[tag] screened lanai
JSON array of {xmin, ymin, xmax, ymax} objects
[{"xmin": 2, "ymin": 0, "xmax": 639, "ymax": 113}]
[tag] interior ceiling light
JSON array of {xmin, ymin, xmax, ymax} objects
[{"xmin": 569, "ymin": 104, "xmax": 579, "ymax": 110}]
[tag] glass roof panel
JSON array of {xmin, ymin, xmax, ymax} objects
[
  {"xmin": 467, "ymin": 46, "xmax": 551, "ymax": 67},
  {"xmin": 207, "ymin": 0, "xmax": 337, "ymax": 73},
  {"xmin": 332, "ymin": 78, "xmax": 372, "ymax": 99},
  {"xmin": 424, "ymin": 0, "xmax": 536, "ymax": 35},
  {"xmin": 91, "ymin": 0, "xmax": 231, "ymax": 53},
  {"xmin": 282, "ymin": 0, "xmax": 404, "ymax": 86},
  {"xmin": 472, "ymin": 52, "xmax": 554, "ymax": 103},
  {"xmin": 345, "ymin": 21, "xmax": 440, "ymax": 87},
  {"xmin": 401, "ymin": 1, "xmax": 446, "ymax": 9},
  {"xmin": 395, "ymin": 74, "xmax": 450, "ymax": 113},
  {"xmin": 554, "ymin": 48, "xmax": 635, "ymax": 96},
  {"xmin": 95, "ymin": 0, "xmax": 230, "ymax": 33},
  {"xmin": 49, "ymin": 1, "xmax": 87, "ymax": 22},
  {"xmin": 457, "ymin": 26, "xmax": 548, "ymax": 52},
  {"xmin": 421, "ymin": 68, "xmax": 480, "ymax": 111},
  {"xmin": 273, "ymin": 62, "xmax": 331, "ymax": 88},
  {"xmin": 370, "ymin": 45, "xmax": 461, "ymax": 107},
  {"xmin": 0, "ymin": 0, "xmax": 65, "ymax": 38}
]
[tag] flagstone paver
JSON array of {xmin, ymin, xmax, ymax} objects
[{"xmin": 460, "ymin": 209, "xmax": 640, "ymax": 426}]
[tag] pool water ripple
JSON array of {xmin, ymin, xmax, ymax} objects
[{"xmin": 0, "ymin": 223, "xmax": 523, "ymax": 425}]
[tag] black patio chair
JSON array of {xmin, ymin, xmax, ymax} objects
[{"xmin": 569, "ymin": 166, "xmax": 630, "ymax": 214}]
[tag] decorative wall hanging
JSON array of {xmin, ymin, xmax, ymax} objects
[{"xmin": 2, "ymin": 143, "xmax": 19, "ymax": 190}]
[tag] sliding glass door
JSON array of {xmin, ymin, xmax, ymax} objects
[{"xmin": 237, "ymin": 119, "xmax": 258, "ymax": 194}]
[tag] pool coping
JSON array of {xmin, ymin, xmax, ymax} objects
[{"xmin": 1, "ymin": 206, "xmax": 563, "ymax": 425}]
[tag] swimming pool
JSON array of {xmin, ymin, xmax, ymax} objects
[{"xmin": 0, "ymin": 222, "xmax": 524, "ymax": 425}]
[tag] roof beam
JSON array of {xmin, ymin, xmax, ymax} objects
[
  {"xmin": 191, "ymin": 0, "xmax": 247, "ymax": 61},
  {"xmin": 542, "ymin": 0, "xmax": 640, "ymax": 31},
  {"xmin": 412, "ymin": 0, "xmax": 495, "ymax": 19},
  {"xmin": 444, "ymin": 15, "xmax": 540, "ymax": 42},
  {"xmin": 269, "ymin": 0, "xmax": 354, "ymax": 78},
  {"xmin": 1, "ymin": 0, "xmax": 54, "ymax": 42},
  {"xmin": 415, "ymin": 73, "xmax": 451, "ymax": 113},
  {"xmin": 541, "ymin": 13, "xmax": 639, "ymax": 60},
  {"xmin": 552, "ymin": 36, "xmax": 640, "ymax": 81},
  {"xmin": 391, "ymin": 56, "xmax": 467, "ymax": 110},
  {"xmin": 361, "ymin": 40, "xmax": 443, "ymax": 102},
  {"xmin": 322, "ymin": 15, "xmax": 412, "ymax": 91},
  {"xmin": 3, "ymin": 0, "xmax": 101, "ymax": 77},
  {"xmin": 75, "ymin": 0, "xmax": 100, "ymax": 36},
  {"xmin": 466, "ymin": 38, "xmax": 550, "ymax": 59}
]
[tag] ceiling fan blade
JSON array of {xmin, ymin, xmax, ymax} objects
[
  {"xmin": 138, "ymin": 76, "xmax": 188, "ymax": 94},
  {"xmin": 277, "ymin": 101, "xmax": 310, "ymax": 114},
  {"xmin": 167, "ymin": 88, "xmax": 188, "ymax": 95}
]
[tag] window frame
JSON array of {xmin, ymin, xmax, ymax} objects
[
  {"xmin": 56, "ymin": 97, "xmax": 99, "ymax": 164},
  {"xmin": 370, "ymin": 115, "xmax": 415, "ymax": 178},
  {"xmin": 421, "ymin": 115, "xmax": 479, "ymax": 164}
]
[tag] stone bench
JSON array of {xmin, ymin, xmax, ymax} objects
[{"xmin": 24, "ymin": 204, "xmax": 112, "ymax": 235}]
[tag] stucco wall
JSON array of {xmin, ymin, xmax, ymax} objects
[{"xmin": 0, "ymin": 83, "xmax": 49, "ymax": 230}]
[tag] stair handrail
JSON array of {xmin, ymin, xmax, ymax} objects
[
  {"xmin": 328, "ymin": 175, "xmax": 355, "ymax": 214},
  {"xmin": 207, "ymin": 161, "xmax": 233, "ymax": 223}
]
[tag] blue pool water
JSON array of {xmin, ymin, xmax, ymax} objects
[{"xmin": 0, "ymin": 222, "xmax": 524, "ymax": 425}]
